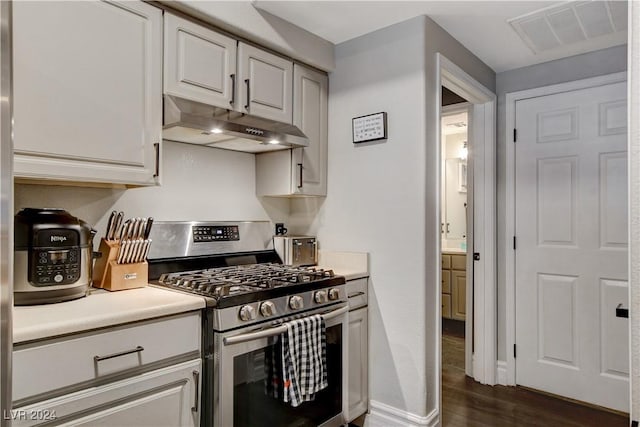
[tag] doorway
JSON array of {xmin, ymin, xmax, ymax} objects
[
  {"xmin": 436, "ymin": 53, "xmax": 497, "ymax": 420},
  {"xmin": 441, "ymin": 98, "xmax": 472, "ymax": 381}
]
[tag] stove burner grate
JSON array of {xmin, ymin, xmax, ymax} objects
[{"xmin": 157, "ymin": 263, "xmax": 336, "ymax": 299}]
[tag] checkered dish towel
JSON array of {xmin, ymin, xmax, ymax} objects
[{"xmin": 281, "ymin": 314, "xmax": 328, "ymax": 407}]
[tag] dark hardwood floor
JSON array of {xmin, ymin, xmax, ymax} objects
[{"xmin": 442, "ymin": 323, "xmax": 628, "ymax": 427}]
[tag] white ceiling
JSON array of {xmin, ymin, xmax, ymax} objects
[{"xmin": 253, "ymin": 1, "xmax": 628, "ymax": 73}]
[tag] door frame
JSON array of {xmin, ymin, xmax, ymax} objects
[
  {"xmin": 629, "ymin": 1, "xmax": 640, "ymax": 421},
  {"xmin": 436, "ymin": 53, "xmax": 497, "ymax": 391},
  {"xmin": 504, "ymin": 71, "xmax": 628, "ymax": 386}
]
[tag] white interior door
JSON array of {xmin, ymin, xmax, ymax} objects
[{"xmin": 515, "ymin": 81, "xmax": 629, "ymax": 412}]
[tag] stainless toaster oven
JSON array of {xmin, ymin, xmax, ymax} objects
[{"xmin": 273, "ymin": 236, "xmax": 317, "ymax": 266}]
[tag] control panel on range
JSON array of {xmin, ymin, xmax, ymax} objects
[{"xmin": 192, "ymin": 225, "xmax": 239, "ymax": 242}]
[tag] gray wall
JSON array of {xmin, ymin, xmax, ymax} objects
[
  {"xmin": 290, "ymin": 13, "xmax": 494, "ymax": 422},
  {"xmin": 495, "ymin": 45, "xmax": 628, "ymax": 361}
]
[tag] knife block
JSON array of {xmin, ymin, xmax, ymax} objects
[
  {"xmin": 92, "ymin": 238, "xmax": 147, "ymax": 291},
  {"xmin": 102, "ymin": 260, "xmax": 148, "ymax": 291}
]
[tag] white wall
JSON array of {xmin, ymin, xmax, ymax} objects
[
  {"xmin": 15, "ymin": 141, "xmax": 289, "ymax": 247},
  {"xmin": 443, "ymin": 134, "xmax": 467, "ymax": 244},
  {"xmin": 495, "ymin": 45, "xmax": 628, "ymax": 361},
  {"xmin": 290, "ymin": 14, "xmax": 494, "ymax": 423}
]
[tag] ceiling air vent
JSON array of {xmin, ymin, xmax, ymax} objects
[{"xmin": 508, "ymin": 1, "xmax": 627, "ymax": 54}]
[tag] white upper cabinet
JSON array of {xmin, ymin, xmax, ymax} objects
[
  {"xmin": 164, "ymin": 15, "xmax": 294, "ymax": 125},
  {"xmin": 13, "ymin": 1, "xmax": 162, "ymax": 186},
  {"xmin": 164, "ymin": 13, "xmax": 237, "ymax": 109},
  {"xmin": 237, "ymin": 42, "xmax": 293, "ymax": 124},
  {"xmin": 291, "ymin": 64, "xmax": 328, "ymax": 196},
  {"xmin": 256, "ymin": 64, "xmax": 327, "ymax": 197}
]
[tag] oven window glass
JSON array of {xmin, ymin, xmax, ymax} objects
[{"xmin": 233, "ymin": 324, "xmax": 343, "ymax": 427}]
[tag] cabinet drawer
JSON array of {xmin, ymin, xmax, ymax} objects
[
  {"xmin": 13, "ymin": 359, "xmax": 201, "ymax": 427},
  {"xmin": 442, "ymin": 293, "xmax": 452, "ymax": 319},
  {"xmin": 347, "ymin": 278, "xmax": 368, "ymax": 310},
  {"xmin": 451, "ymin": 254, "xmax": 466, "ymax": 270},
  {"xmin": 441, "ymin": 254, "xmax": 451, "ymax": 269},
  {"xmin": 442, "ymin": 270, "xmax": 451, "ymax": 294},
  {"xmin": 13, "ymin": 312, "xmax": 201, "ymax": 402}
]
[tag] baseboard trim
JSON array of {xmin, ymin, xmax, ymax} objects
[
  {"xmin": 365, "ymin": 400, "xmax": 438, "ymax": 427},
  {"xmin": 496, "ymin": 360, "xmax": 508, "ymax": 385}
]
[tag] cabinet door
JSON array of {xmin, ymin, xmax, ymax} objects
[
  {"xmin": 442, "ymin": 293, "xmax": 452, "ymax": 319},
  {"xmin": 291, "ymin": 65, "xmax": 328, "ymax": 196},
  {"xmin": 13, "ymin": 1, "xmax": 162, "ymax": 186},
  {"xmin": 237, "ymin": 42, "xmax": 293, "ymax": 124},
  {"xmin": 442, "ymin": 269, "xmax": 451, "ymax": 294},
  {"xmin": 451, "ymin": 270, "xmax": 466, "ymax": 321},
  {"xmin": 348, "ymin": 307, "xmax": 368, "ymax": 422},
  {"xmin": 164, "ymin": 13, "xmax": 237, "ymax": 109},
  {"xmin": 451, "ymin": 254, "xmax": 466, "ymax": 270},
  {"xmin": 13, "ymin": 359, "xmax": 201, "ymax": 427}
]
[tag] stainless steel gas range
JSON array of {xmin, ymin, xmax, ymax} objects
[{"xmin": 147, "ymin": 221, "xmax": 348, "ymax": 427}]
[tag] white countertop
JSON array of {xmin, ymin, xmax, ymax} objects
[
  {"xmin": 13, "ymin": 286, "xmax": 206, "ymax": 344},
  {"xmin": 318, "ymin": 251, "xmax": 369, "ymax": 281},
  {"xmin": 442, "ymin": 247, "xmax": 467, "ymax": 254}
]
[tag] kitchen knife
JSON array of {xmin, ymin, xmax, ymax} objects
[
  {"xmin": 141, "ymin": 239, "xmax": 152, "ymax": 262},
  {"xmin": 123, "ymin": 241, "xmax": 131, "ymax": 264},
  {"xmin": 133, "ymin": 218, "xmax": 143, "ymax": 239},
  {"xmin": 128, "ymin": 240, "xmax": 136, "ymax": 264},
  {"xmin": 132, "ymin": 240, "xmax": 142, "ymax": 263},
  {"xmin": 138, "ymin": 239, "xmax": 148, "ymax": 262},
  {"xmin": 129, "ymin": 240, "xmax": 140, "ymax": 264},
  {"xmin": 105, "ymin": 211, "xmax": 116, "ymax": 240},
  {"xmin": 117, "ymin": 240, "xmax": 126, "ymax": 264},
  {"xmin": 144, "ymin": 217, "xmax": 154, "ymax": 239},
  {"xmin": 138, "ymin": 218, "xmax": 147, "ymax": 240},
  {"xmin": 126, "ymin": 220, "xmax": 135, "ymax": 240},
  {"xmin": 119, "ymin": 220, "xmax": 130, "ymax": 241},
  {"xmin": 113, "ymin": 211, "xmax": 124, "ymax": 241}
]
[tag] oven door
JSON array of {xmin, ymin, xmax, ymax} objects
[{"xmin": 214, "ymin": 303, "xmax": 348, "ymax": 427}]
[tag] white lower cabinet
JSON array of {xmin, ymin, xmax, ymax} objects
[
  {"xmin": 12, "ymin": 359, "xmax": 201, "ymax": 427},
  {"xmin": 12, "ymin": 312, "xmax": 202, "ymax": 427},
  {"xmin": 348, "ymin": 306, "xmax": 368, "ymax": 422}
]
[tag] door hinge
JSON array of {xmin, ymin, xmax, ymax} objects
[
  {"xmin": 513, "ymin": 236, "xmax": 517, "ymax": 250},
  {"xmin": 514, "ymin": 344, "xmax": 517, "ymax": 358},
  {"xmin": 473, "ymin": 252, "xmax": 480, "ymax": 261},
  {"xmin": 513, "ymin": 128, "xmax": 517, "ymax": 143}
]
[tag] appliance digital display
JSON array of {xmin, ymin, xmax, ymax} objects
[
  {"xmin": 49, "ymin": 251, "xmax": 68, "ymax": 262},
  {"xmin": 193, "ymin": 225, "xmax": 240, "ymax": 242}
]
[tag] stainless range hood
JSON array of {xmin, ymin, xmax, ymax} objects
[{"xmin": 162, "ymin": 95, "xmax": 308, "ymax": 153}]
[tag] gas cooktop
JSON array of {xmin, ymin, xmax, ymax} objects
[{"xmin": 154, "ymin": 263, "xmax": 344, "ymax": 308}]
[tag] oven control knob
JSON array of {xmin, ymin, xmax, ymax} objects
[
  {"xmin": 289, "ymin": 295, "xmax": 304, "ymax": 310},
  {"xmin": 239, "ymin": 305, "xmax": 256, "ymax": 321},
  {"xmin": 314, "ymin": 290, "xmax": 328, "ymax": 304},
  {"xmin": 260, "ymin": 301, "xmax": 277, "ymax": 317},
  {"xmin": 328, "ymin": 288, "xmax": 341, "ymax": 301}
]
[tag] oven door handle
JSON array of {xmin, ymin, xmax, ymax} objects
[{"xmin": 223, "ymin": 305, "xmax": 348, "ymax": 346}]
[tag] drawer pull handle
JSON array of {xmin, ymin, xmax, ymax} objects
[
  {"xmin": 348, "ymin": 291, "xmax": 365, "ymax": 298},
  {"xmin": 192, "ymin": 370, "xmax": 200, "ymax": 412},
  {"xmin": 94, "ymin": 346, "xmax": 144, "ymax": 362}
]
